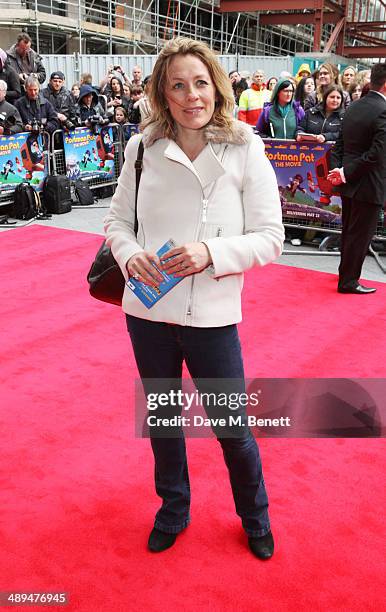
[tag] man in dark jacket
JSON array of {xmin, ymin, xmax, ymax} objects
[
  {"xmin": 6, "ymin": 33, "xmax": 46, "ymax": 91},
  {"xmin": 42, "ymin": 71, "xmax": 75, "ymax": 129},
  {"xmin": 328, "ymin": 62, "xmax": 386, "ymax": 294},
  {"xmin": 14, "ymin": 76, "xmax": 59, "ymax": 134},
  {"xmin": 74, "ymin": 84, "xmax": 109, "ymax": 129},
  {"xmin": 0, "ymin": 48, "xmax": 21, "ymax": 102},
  {"xmin": 0, "ymin": 80, "xmax": 23, "ymax": 134}
]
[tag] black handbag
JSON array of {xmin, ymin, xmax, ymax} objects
[{"xmin": 87, "ymin": 140, "xmax": 144, "ymax": 305}]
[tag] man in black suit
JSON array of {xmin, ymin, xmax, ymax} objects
[{"xmin": 328, "ymin": 63, "xmax": 386, "ymax": 294}]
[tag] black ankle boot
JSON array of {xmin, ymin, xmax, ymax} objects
[
  {"xmin": 148, "ymin": 528, "xmax": 177, "ymax": 552},
  {"xmin": 248, "ymin": 531, "xmax": 274, "ymax": 560}
]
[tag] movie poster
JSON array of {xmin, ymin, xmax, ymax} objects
[
  {"xmin": 63, "ymin": 126, "xmax": 115, "ymax": 181},
  {"xmin": 0, "ymin": 132, "xmax": 48, "ymax": 192},
  {"xmin": 263, "ymin": 139, "xmax": 342, "ymax": 226}
]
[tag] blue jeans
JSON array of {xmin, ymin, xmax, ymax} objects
[{"xmin": 126, "ymin": 315, "xmax": 270, "ymax": 538}]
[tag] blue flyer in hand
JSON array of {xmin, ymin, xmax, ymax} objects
[{"xmin": 126, "ymin": 238, "xmax": 183, "ymax": 309}]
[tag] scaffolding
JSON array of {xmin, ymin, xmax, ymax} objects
[
  {"xmin": 0, "ymin": 0, "xmax": 384, "ymax": 56},
  {"xmin": 0, "ymin": 0, "xmax": 331, "ymax": 55}
]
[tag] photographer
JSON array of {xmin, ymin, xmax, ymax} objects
[
  {"xmin": 74, "ymin": 84, "xmax": 109, "ymax": 129},
  {"xmin": 42, "ymin": 71, "xmax": 76, "ymax": 130},
  {"xmin": 14, "ymin": 76, "xmax": 59, "ymax": 134},
  {"xmin": 0, "ymin": 48, "xmax": 21, "ymax": 102},
  {"xmin": 100, "ymin": 64, "xmax": 130, "ymax": 95},
  {"xmin": 6, "ymin": 33, "xmax": 46, "ymax": 92},
  {"xmin": 105, "ymin": 76, "xmax": 130, "ymax": 117},
  {"xmin": 0, "ymin": 80, "xmax": 23, "ymax": 135}
]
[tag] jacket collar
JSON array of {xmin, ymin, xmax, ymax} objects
[
  {"xmin": 163, "ymin": 140, "xmax": 226, "ymax": 188},
  {"xmin": 24, "ymin": 94, "xmax": 43, "ymax": 109},
  {"xmin": 368, "ymin": 89, "xmax": 386, "ymax": 103},
  {"xmin": 142, "ymin": 120, "xmax": 253, "ymax": 188},
  {"xmin": 142, "ymin": 119, "xmax": 253, "ymax": 148}
]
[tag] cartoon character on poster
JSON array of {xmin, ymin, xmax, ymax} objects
[
  {"xmin": 81, "ymin": 149, "xmax": 92, "ymax": 168},
  {"xmin": 96, "ymin": 127, "xmax": 114, "ymax": 169},
  {"xmin": 0, "ymin": 132, "xmax": 47, "ymax": 191},
  {"xmin": 284, "ymin": 174, "xmax": 306, "ymax": 198},
  {"xmin": 63, "ymin": 126, "xmax": 115, "ymax": 181},
  {"xmin": 66, "ymin": 155, "xmax": 81, "ymax": 180},
  {"xmin": 0, "ymin": 159, "xmax": 15, "ymax": 180},
  {"xmin": 20, "ymin": 133, "xmax": 45, "ymax": 180}
]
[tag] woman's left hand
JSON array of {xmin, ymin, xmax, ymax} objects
[{"xmin": 160, "ymin": 242, "xmax": 212, "ymax": 277}]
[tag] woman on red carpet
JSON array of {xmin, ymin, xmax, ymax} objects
[{"xmin": 104, "ymin": 37, "xmax": 284, "ymax": 558}]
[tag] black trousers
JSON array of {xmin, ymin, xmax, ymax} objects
[{"xmin": 338, "ymin": 196, "xmax": 380, "ymax": 287}]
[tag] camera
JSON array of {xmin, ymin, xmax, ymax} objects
[
  {"xmin": 62, "ymin": 118, "xmax": 76, "ymax": 131},
  {"xmin": 87, "ymin": 114, "xmax": 109, "ymax": 132},
  {"xmin": 0, "ymin": 111, "xmax": 16, "ymax": 132},
  {"xmin": 89, "ymin": 115, "xmax": 103, "ymax": 125},
  {"xmin": 30, "ymin": 118, "xmax": 47, "ymax": 133}
]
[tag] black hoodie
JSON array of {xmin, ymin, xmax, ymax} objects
[{"xmin": 74, "ymin": 84, "xmax": 108, "ymax": 126}]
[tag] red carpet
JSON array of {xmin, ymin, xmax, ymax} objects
[{"xmin": 1, "ymin": 225, "xmax": 385, "ymax": 611}]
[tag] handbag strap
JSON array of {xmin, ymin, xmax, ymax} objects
[{"xmin": 134, "ymin": 139, "xmax": 144, "ymax": 237}]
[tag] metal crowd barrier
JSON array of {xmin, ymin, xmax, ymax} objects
[
  {"xmin": 51, "ymin": 123, "xmax": 125, "ymax": 193},
  {"xmin": 0, "ymin": 123, "xmax": 139, "ymax": 211}
]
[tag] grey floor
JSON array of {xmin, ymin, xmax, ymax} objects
[{"xmin": 1, "ymin": 198, "xmax": 386, "ymax": 284}]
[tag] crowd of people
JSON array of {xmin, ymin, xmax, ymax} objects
[
  {"xmin": 0, "ymin": 31, "xmax": 375, "ymax": 144},
  {"xmin": 230, "ymin": 62, "xmax": 372, "ymax": 143},
  {"xmin": 0, "ymin": 32, "xmax": 152, "ymax": 137}
]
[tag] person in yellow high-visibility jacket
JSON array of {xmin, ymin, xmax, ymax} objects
[{"xmin": 238, "ymin": 70, "xmax": 270, "ymax": 125}]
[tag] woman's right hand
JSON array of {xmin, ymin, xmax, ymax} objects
[{"xmin": 126, "ymin": 251, "xmax": 164, "ymax": 287}]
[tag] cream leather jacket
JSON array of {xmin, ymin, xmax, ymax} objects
[{"xmin": 104, "ymin": 120, "xmax": 284, "ymax": 327}]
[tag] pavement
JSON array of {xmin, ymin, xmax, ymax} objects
[{"xmin": 1, "ymin": 198, "xmax": 386, "ymax": 284}]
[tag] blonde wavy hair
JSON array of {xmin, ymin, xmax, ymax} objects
[
  {"xmin": 356, "ymin": 69, "xmax": 371, "ymax": 88},
  {"xmin": 315, "ymin": 63, "xmax": 337, "ymax": 102},
  {"xmin": 339, "ymin": 65, "xmax": 357, "ymax": 91},
  {"xmin": 141, "ymin": 37, "xmax": 235, "ymax": 139}
]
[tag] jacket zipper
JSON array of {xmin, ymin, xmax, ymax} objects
[
  {"xmin": 139, "ymin": 221, "xmax": 145, "ymax": 248},
  {"xmin": 186, "ymin": 195, "xmax": 215, "ymax": 317},
  {"xmin": 213, "ymin": 227, "xmax": 222, "ymax": 282},
  {"xmin": 186, "ymin": 195, "xmax": 207, "ymax": 317},
  {"xmin": 202, "ymin": 199, "xmax": 208, "ymax": 223},
  {"xmin": 186, "ymin": 146, "xmax": 227, "ymax": 320}
]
